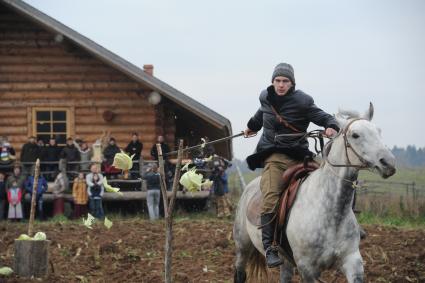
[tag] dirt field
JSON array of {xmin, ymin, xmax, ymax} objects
[{"xmin": 0, "ymin": 218, "xmax": 424, "ymax": 282}]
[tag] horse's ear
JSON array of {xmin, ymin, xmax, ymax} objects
[
  {"xmin": 335, "ymin": 113, "xmax": 347, "ymax": 128},
  {"xmin": 363, "ymin": 102, "xmax": 374, "ymax": 121}
]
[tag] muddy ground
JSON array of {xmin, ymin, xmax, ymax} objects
[{"xmin": 0, "ymin": 218, "xmax": 424, "ymax": 282}]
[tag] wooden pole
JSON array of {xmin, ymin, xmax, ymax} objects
[
  {"xmin": 157, "ymin": 140, "xmax": 184, "ymax": 283},
  {"xmin": 28, "ymin": 159, "xmax": 40, "ymax": 237},
  {"xmin": 156, "ymin": 144, "xmax": 168, "ymax": 218},
  {"xmin": 168, "ymin": 139, "xmax": 184, "ymax": 215}
]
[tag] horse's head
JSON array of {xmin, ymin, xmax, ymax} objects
[{"xmin": 334, "ymin": 103, "xmax": 396, "ymax": 178}]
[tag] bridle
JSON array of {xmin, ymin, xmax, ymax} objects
[{"xmin": 324, "ymin": 118, "xmax": 370, "ymax": 169}]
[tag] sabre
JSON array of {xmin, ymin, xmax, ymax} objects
[{"xmin": 165, "ymin": 131, "xmax": 256, "ymax": 157}]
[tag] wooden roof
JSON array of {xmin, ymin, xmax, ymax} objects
[{"xmin": 1, "ymin": 0, "xmax": 233, "ymax": 157}]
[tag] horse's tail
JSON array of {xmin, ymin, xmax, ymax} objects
[{"xmin": 246, "ymin": 249, "xmax": 268, "ymax": 282}]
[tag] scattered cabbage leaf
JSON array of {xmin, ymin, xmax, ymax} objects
[
  {"xmin": 181, "ymin": 163, "xmax": 190, "ymax": 172},
  {"xmin": 202, "ymin": 179, "xmax": 214, "ymax": 190},
  {"xmin": 16, "ymin": 234, "xmax": 32, "ymax": 240},
  {"xmin": 33, "ymin": 232, "xmax": 47, "ymax": 241},
  {"xmin": 203, "ymin": 155, "xmax": 213, "ymax": 162},
  {"xmin": 103, "ymin": 177, "xmax": 123, "ymax": 196},
  {"xmin": 179, "ymin": 168, "xmax": 203, "ymax": 192},
  {"xmin": 0, "ymin": 267, "xmax": 13, "ymax": 276},
  {"xmin": 83, "ymin": 213, "xmax": 96, "ymax": 229},
  {"xmin": 112, "ymin": 152, "xmax": 134, "ymax": 171},
  {"xmin": 180, "ymin": 167, "xmax": 212, "ymax": 192},
  {"xmin": 16, "ymin": 232, "xmax": 47, "ymax": 241},
  {"xmin": 104, "ymin": 217, "xmax": 113, "ymax": 229}
]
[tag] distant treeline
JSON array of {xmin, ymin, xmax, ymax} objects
[{"xmin": 391, "ymin": 145, "xmax": 425, "ymax": 168}]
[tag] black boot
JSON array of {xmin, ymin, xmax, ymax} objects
[{"xmin": 261, "ymin": 213, "xmax": 283, "ymax": 268}]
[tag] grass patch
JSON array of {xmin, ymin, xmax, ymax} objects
[
  {"xmin": 358, "ymin": 211, "xmax": 425, "ymax": 228},
  {"xmin": 360, "ymin": 167, "xmax": 425, "ymax": 188}
]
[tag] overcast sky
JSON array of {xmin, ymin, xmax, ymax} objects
[{"xmin": 25, "ymin": 0, "xmax": 425, "ymax": 159}]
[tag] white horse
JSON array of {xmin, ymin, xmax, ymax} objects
[{"xmin": 233, "ymin": 104, "xmax": 396, "ymax": 283}]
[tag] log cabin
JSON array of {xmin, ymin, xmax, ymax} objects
[{"xmin": 0, "ymin": 0, "xmax": 233, "ymax": 163}]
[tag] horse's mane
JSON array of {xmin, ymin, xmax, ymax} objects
[{"xmin": 337, "ymin": 108, "xmax": 360, "ymax": 120}]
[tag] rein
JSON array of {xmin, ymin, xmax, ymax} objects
[
  {"xmin": 324, "ymin": 118, "xmax": 370, "ymax": 169},
  {"xmin": 274, "ymin": 130, "xmax": 325, "ymax": 154}
]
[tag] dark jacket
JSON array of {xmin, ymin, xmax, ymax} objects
[
  {"xmin": 60, "ymin": 145, "xmax": 80, "ymax": 162},
  {"xmin": 210, "ymin": 172, "xmax": 225, "ymax": 197},
  {"xmin": 125, "ymin": 141, "xmax": 143, "ymax": 160},
  {"xmin": 20, "ymin": 143, "xmax": 40, "ymax": 163},
  {"xmin": 0, "ymin": 181, "xmax": 6, "ymax": 200},
  {"xmin": 25, "ymin": 176, "xmax": 48, "ymax": 198},
  {"xmin": 90, "ymin": 184, "xmax": 103, "ymax": 198},
  {"xmin": 246, "ymin": 86, "xmax": 339, "ymax": 170},
  {"xmin": 103, "ymin": 144, "xmax": 121, "ymax": 165},
  {"xmin": 144, "ymin": 171, "xmax": 161, "ymax": 190},
  {"xmin": 150, "ymin": 143, "xmax": 170, "ymax": 160},
  {"xmin": 45, "ymin": 144, "xmax": 61, "ymax": 162}
]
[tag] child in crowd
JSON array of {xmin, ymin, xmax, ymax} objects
[
  {"xmin": 7, "ymin": 181, "xmax": 23, "ymax": 221},
  {"xmin": 73, "ymin": 172, "xmax": 88, "ymax": 218},
  {"xmin": 0, "ymin": 172, "xmax": 6, "ymax": 220},
  {"xmin": 87, "ymin": 172, "xmax": 104, "ymax": 219}
]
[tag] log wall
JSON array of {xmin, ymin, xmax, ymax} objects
[{"xmin": 0, "ymin": 4, "xmax": 176, "ymax": 158}]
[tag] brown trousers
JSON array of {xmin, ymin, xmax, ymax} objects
[{"xmin": 260, "ymin": 153, "xmax": 299, "ymax": 215}]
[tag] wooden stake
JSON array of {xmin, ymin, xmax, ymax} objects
[
  {"xmin": 168, "ymin": 139, "xmax": 184, "ymax": 215},
  {"xmin": 157, "ymin": 140, "xmax": 184, "ymax": 283},
  {"xmin": 164, "ymin": 140, "xmax": 184, "ymax": 283},
  {"xmin": 28, "ymin": 159, "xmax": 40, "ymax": 237},
  {"xmin": 156, "ymin": 143, "xmax": 169, "ymax": 218}
]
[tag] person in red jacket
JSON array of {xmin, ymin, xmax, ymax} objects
[{"xmin": 7, "ymin": 181, "xmax": 23, "ymax": 221}]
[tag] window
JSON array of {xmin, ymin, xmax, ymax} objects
[{"xmin": 32, "ymin": 108, "xmax": 71, "ymax": 145}]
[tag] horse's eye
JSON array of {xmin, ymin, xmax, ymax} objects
[{"xmin": 352, "ymin": 133, "xmax": 360, "ymax": 139}]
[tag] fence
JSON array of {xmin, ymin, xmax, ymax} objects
[
  {"xmin": 356, "ymin": 179, "xmax": 425, "ymax": 217},
  {"xmin": 2, "ymin": 158, "xmax": 215, "ymax": 203},
  {"xmin": 0, "ymin": 157, "xmax": 157, "ymax": 191}
]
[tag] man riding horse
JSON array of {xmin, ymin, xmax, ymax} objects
[{"xmin": 244, "ymin": 63, "xmax": 339, "ymax": 268}]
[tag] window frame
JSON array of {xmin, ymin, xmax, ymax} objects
[{"xmin": 31, "ymin": 107, "xmax": 73, "ymax": 146}]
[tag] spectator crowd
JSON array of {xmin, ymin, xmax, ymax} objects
[
  {"xmin": 0, "ymin": 133, "xmax": 149, "ymax": 221},
  {"xmin": 0, "ymin": 132, "xmax": 230, "ymax": 222}
]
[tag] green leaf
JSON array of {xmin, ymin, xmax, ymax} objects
[
  {"xmin": 104, "ymin": 217, "xmax": 113, "ymax": 229},
  {"xmin": 0, "ymin": 267, "xmax": 13, "ymax": 276},
  {"xmin": 16, "ymin": 234, "xmax": 32, "ymax": 240},
  {"xmin": 33, "ymin": 232, "xmax": 47, "ymax": 241},
  {"xmin": 83, "ymin": 213, "xmax": 96, "ymax": 229}
]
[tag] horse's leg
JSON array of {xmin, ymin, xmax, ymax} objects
[
  {"xmin": 233, "ymin": 218, "xmax": 254, "ymax": 283},
  {"xmin": 279, "ymin": 260, "xmax": 294, "ymax": 283},
  {"xmin": 233, "ymin": 244, "xmax": 253, "ymax": 283},
  {"xmin": 341, "ymin": 251, "xmax": 364, "ymax": 283},
  {"xmin": 297, "ymin": 261, "xmax": 320, "ymax": 283}
]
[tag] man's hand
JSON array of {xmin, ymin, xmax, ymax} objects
[
  {"xmin": 324, "ymin": 128, "xmax": 338, "ymax": 138},
  {"xmin": 244, "ymin": 128, "xmax": 257, "ymax": 138}
]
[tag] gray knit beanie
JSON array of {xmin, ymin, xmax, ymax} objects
[{"xmin": 271, "ymin": 63, "xmax": 295, "ymax": 85}]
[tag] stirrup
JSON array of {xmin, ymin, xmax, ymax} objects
[{"xmin": 265, "ymin": 246, "xmax": 283, "ymax": 268}]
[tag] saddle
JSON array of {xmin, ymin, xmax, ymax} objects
[
  {"xmin": 277, "ymin": 161, "xmax": 319, "ymax": 229},
  {"xmin": 246, "ymin": 160, "xmax": 319, "ymax": 264}
]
